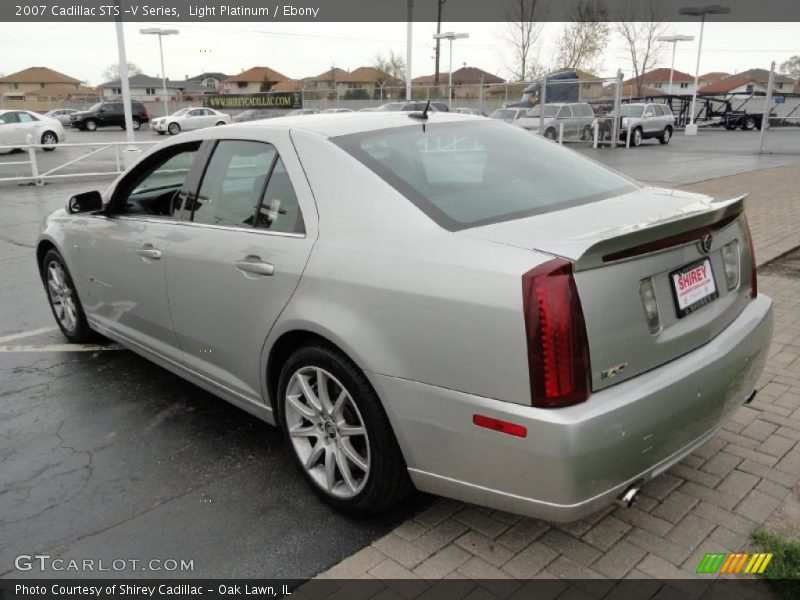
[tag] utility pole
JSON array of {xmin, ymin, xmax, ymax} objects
[
  {"xmin": 406, "ymin": 0, "xmax": 413, "ymax": 101},
  {"xmin": 434, "ymin": 0, "xmax": 446, "ymax": 86}
]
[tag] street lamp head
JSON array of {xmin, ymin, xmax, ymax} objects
[
  {"xmin": 140, "ymin": 28, "xmax": 179, "ymax": 35},
  {"xmin": 433, "ymin": 31, "xmax": 469, "ymax": 40},
  {"xmin": 679, "ymin": 4, "xmax": 731, "ymax": 16},
  {"xmin": 657, "ymin": 34, "xmax": 695, "ymax": 42}
]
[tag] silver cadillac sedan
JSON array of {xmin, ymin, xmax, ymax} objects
[{"xmin": 37, "ymin": 112, "xmax": 773, "ymax": 521}]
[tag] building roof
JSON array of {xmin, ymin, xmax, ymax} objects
[
  {"xmin": 0, "ymin": 66, "xmax": 81, "ymax": 84},
  {"xmin": 226, "ymin": 66, "xmax": 289, "ymax": 83},
  {"xmin": 309, "ymin": 67, "xmax": 350, "ymax": 82},
  {"xmin": 187, "ymin": 72, "xmax": 231, "ymax": 82},
  {"xmin": 26, "ymin": 84, "xmax": 97, "ymax": 98},
  {"xmin": 411, "ymin": 74, "xmax": 441, "ymax": 85},
  {"xmin": 605, "ymin": 83, "xmax": 664, "ymax": 98},
  {"xmin": 347, "ymin": 66, "xmax": 399, "ymax": 84},
  {"xmin": 698, "ymin": 71, "xmax": 730, "ymax": 82},
  {"xmin": 271, "ymin": 80, "xmax": 301, "ymax": 93},
  {"xmin": 697, "ymin": 69, "xmax": 796, "ymax": 94},
  {"xmin": 624, "ymin": 67, "xmax": 695, "ymax": 84},
  {"xmin": 451, "ymin": 66, "xmax": 505, "ymax": 84},
  {"xmin": 99, "ymin": 74, "xmax": 206, "ymax": 92}
]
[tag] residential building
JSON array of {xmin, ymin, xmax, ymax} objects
[
  {"xmin": 624, "ymin": 67, "xmax": 696, "ymax": 96},
  {"xmin": 698, "ymin": 72, "xmax": 731, "ymax": 88},
  {"xmin": 99, "ymin": 74, "xmax": 206, "ymax": 101},
  {"xmin": 225, "ymin": 66, "xmax": 289, "ymax": 93},
  {"xmin": 0, "ymin": 66, "xmax": 93, "ymax": 100},
  {"xmin": 412, "ymin": 66, "xmax": 505, "ymax": 98},
  {"xmin": 697, "ymin": 68, "xmax": 796, "ymax": 95},
  {"xmin": 186, "ymin": 72, "xmax": 231, "ymax": 92}
]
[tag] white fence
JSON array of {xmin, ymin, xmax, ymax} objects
[{"xmin": 0, "ymin": 136, "xmax": 158, "ymax": 186}]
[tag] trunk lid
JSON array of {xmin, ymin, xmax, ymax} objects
[{"xmin": 461, "ymin": 186, "xmax": 754, "ymax": 391}]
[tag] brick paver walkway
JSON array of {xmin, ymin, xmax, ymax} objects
[{"xmin": 317, "ymin": 166, "xmax": 800, "ymax": 583}]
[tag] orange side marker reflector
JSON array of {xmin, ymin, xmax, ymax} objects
[{"xmin": 473, "ymin": 415, "xmax": 527, "ymax": 438}]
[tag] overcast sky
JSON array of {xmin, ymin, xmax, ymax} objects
[{"xmin": 0, "ymin": 21, "xmax": 797, "ymax": 85}]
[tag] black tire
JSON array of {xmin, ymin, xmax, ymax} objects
[
  {"xmin": 84, "ymin": 119, "xmax": 97, "ymax": 132},
  {"xmin": 630, "ymin": 127, "xmax": 643, "ymax": 147},
  {"xmin": 581, "ymin": 125, "xmax": 593, "ymax": 141},
  {"xmin": 658, "ymin": 126, "xmax": 672, "ymax": 145},
  {"xmin": 741, "ymin": 116, "xmax": 756, "ymax": 131},
  {"xmin": 276, "ymin": 343, "xmax": 413, "ymax": 514},
  {"xmin": 41, "ymin": 249, "xmax": 97, "ymax": 343},
  {"xmin": 168, "ymin": 122, "xmax": 180, "ymax": 135},
  {"xmin": 41, "ymin": 130, "xmax": 58, "ymax": 151},
  {"xmin": 215, "ymin": 121, "xmax": 226, "ymax": 126},
  {"xmin": 132, "ymin": 119, "xmax": 141, "ymax": 131},
  {"xmin": 544, "ymin": 127, "xmax": 557, "ymax": 141},
  {"xmin": 723, "ymin": 121, "xmax": 737, "ymax": 131}
]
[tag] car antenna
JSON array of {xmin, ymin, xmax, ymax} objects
[{"xmin": 408, "ymin": 100, "xmax": 431, "ymax": 121}]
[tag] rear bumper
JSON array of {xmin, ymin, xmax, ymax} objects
[{"xmin": 371, "ymin": 294, "xmax": 773, "ymax": 522}]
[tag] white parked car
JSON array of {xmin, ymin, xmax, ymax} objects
[
  {"xmin": 0, "ymin": 110, "xmax": 65, "ymax": 152},
  {"xmin": 44, "ymin": 108, "xmax": 79, "ymax": 126},
  {"xmin": 150, "ymin": 107, "xmax": 231, "ymax": 135}
]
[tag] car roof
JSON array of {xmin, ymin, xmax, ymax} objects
[{"xmin": 233, "ymin": 111, "xmax": 485, "ymax": 138}]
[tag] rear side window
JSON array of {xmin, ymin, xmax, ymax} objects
[
  {"xmin": 193, "ymin": 140, "xmax": 277, "ymax": 228},
  {"xmin": 334, "ymin": 121, "xmax": 635, "ymax": 231}
]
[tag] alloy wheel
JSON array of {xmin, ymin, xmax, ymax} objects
[
  {"xmin": 47, "ymin": 260, "xmax": 78, "ymax": 333},
  {"xmin": 284, "ymin": 366, "xmax": 370, "ymax": 499},
  {"xmin": 85, "ymin": 120, "xmax": 97, "ymax": 131},
  {"xmin": 42, "ymin": 132, "xmax": 57, "ymax": 146}
]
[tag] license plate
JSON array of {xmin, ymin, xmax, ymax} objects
[{"xmin": 670, "ymin": 259, "xmax": 718, "ymax": 318}]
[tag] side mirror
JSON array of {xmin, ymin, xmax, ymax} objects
[{"xmin": 67, "ymin": 191, "xmax": 103, "ymax": 214}]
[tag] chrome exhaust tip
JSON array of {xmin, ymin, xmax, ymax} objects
[{"xmin": 615, "ymin": 486, "xmax": 640, "ymax": 509}]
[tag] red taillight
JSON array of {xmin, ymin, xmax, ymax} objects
[
  {"xmin": 522, "ymin": 258, "xmax": 591, "ymax": 408},
  {"xmin": 745, "ymin": 218, "xmax": 757, "ymax": 299}
]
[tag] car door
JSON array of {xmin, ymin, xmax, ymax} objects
[
  {"xmin": 183, "ymin": 108, "xmax": 203, "ymax": 130},
  {"xmin": 642, "ymin": 105, "xmax": 658, "ymax": 136},
  {"xmin": 16, "ymin": 111, "xmax": 40, "ymax": 142},
  {"xmin": 166, "ymin": 132, "xmax": 317, "ymax": 402},
  {"xmin": 556, "ymin": 105, "xmax": 573, "ymax": 138},
  {"xmin": 71, "ymin": 141, "xmax": 204, "ymax": 363},
  {"xmin": 203, "ymin": 109, "xmax": 219, "ymax": 126}
]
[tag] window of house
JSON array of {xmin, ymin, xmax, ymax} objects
[
  {"xmin": 237, "ymin": 82, "xmax": 247, "ymax": 88},
  {"xmin": 146, "ymin": 88, "xmax": 156, "ymax": 95},
  {"xmin": 746, "ymin": 84, "xmax": 754, "ymax": 93},
  {"xmin": 680, "ymin": 82, "xmax": 689, "ymax": 89},
  {"xmin": 653, "ymin": 82, "xmax": 662, "ymax": 88}
]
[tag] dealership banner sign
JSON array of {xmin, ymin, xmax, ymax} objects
[{"xmin": 204, "ymin": 93, "xmax": 302, "ymax": 110}]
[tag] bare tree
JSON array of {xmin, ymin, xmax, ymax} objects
[
  {"xmin": 778, "ymin": 55, "xmax": 800, "ymax": 79},
  {"xmin": 504, "ymin": 0, "xmax": 547, "ymax": 82},
  {"xmin": 615, "ymin": 0, "xmax": 667, "ymax": 96},
  {"xmin": 554, "ymin": 0, "xmax": 610, "ymax": 73},
  {"xmin": 101, "ymin": 62, "xmax": 143, "ymax": 82},
  {"xmin": 372, "ymin": 51, "xmax": 406, "ymax": 82}
]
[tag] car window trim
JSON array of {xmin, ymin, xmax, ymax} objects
[{"xmin": 109, "ymin": 214, "xmax": 305, "ymax": 238}]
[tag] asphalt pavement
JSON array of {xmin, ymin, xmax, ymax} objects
[{"xmin": 0, "ymin": 124, "xmax": 799, "ymax": 579}]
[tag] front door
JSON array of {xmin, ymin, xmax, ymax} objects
[
  {"xmin": 74, "ymin": 141, "xmax": 204, "ymax": 363},
  {"xmin": 166, "ymin": 133, "xmax": 316, "ymax": 401}
]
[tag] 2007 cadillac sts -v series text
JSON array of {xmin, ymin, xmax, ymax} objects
[{"xmin": 36, "ymin": 112, "xmax": 772, "ymax": 521}]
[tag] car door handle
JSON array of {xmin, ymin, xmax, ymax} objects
[
  {"xmin": 235, "ymin": 257, "xmax": 274, "ymax": 276},
  {"xmin": 136, "ymin": 246, "xmax": 162, "ymax": 260}
]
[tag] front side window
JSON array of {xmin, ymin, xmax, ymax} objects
[
  {"xmin": 334, "ymin": 121, "xmax": 635, "ymax": 231},
  {"xmin": 192, "ymin": 141, "xmax": 277, "ymax": 228},
  {"xmin": 113, "ymin": 143, "xmax": 200, "ymax": 217},
  {"xmin": 0, "ymin": 112, "xmax": 19, "ymax": 124}
]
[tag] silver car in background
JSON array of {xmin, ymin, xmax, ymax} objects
[
  {"xmin": 618, "ymin": 102, "xmax": 676, "ymax": 146},
  {"xmin": 44, "ymin": 108, "xmax": 79, "ymax": 126},
  {"xmin": 37, "ymin": 113, "xmax": 772, "ymax": 520},
  {"xmin": 516, "ymin": 102, "xmax": 596, "ymax": 141}
]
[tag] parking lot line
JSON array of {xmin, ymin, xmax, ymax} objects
[
  {"xmin": 0, "ymin": 343, "xmax": 124, "ymax": 352},
  {"xmin": 0, "ymin": 326, "xmax": 57, "ymax": 343}
]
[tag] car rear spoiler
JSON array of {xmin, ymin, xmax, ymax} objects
[{"xmin": 573, "ymin": 194, "xmax": 746, "ymax": 271}]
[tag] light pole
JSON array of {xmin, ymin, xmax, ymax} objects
[
  {"xmin": 679, "ymin": 4, "xmax": 730, "ymax": 134},
  {"xmin": 140, "ymin": 27, "xmax": 179, "ymax": 118},
  {"xmin": 433, "ymin": 31, "xmax": 469, "ymax": 109},
  {"xmin": 657, "ymin": 34, "xmax": 694, "ymax": 94}
]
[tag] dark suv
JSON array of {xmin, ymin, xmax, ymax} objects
[{"xmin": 70, "ymin": 101, "xmax": 150, "ymax": 131}]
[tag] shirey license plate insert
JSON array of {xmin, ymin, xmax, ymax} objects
[{"xmin": 671, "ymin": 258, "xmax": 718, "ymax": 318}]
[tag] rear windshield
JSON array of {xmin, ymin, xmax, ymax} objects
[{"xmin": 333, "ymin": 121, "xmax": 636, "ymax": 231}]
